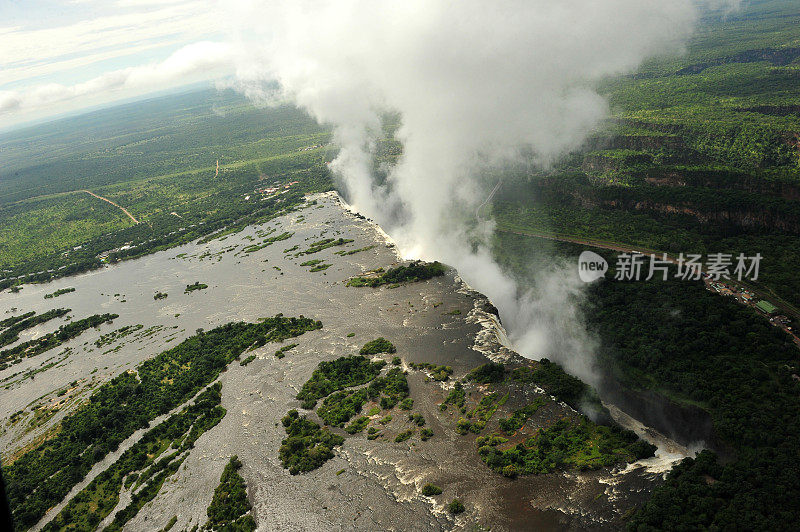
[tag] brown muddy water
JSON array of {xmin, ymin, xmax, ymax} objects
[{"xmin": 0, "ymin": 192, "xmax": 688, "ymax": 531}]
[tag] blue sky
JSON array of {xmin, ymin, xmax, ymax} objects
[{"xmin": 0, "ymin": 0, "xmax": 234, "ymax": 129}]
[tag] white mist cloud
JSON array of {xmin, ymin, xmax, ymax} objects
[
  {"xmin": 225, "ymin": 0, "xmax": 729, "ymax": 384},
  {"xmin": 223, "ymin": 0, "xmax": 723, "ymax": 384}
]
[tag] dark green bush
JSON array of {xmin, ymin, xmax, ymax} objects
[
  {"xmin": 447, "ymin": 499, "xmax": 465, "ymax": 514},
  {"xmin": 421, "ymin": 484, "xmax": 442, "ymax": 496},
  {"xmin": 359, "ymin": 337, "xmax": 396, "ymax": 355},
  {"xmin": 279, "ymin": 411, "xmax": 344, "ymax": 474},
  {"xmin": 466, "ymin": 362, "xmax": 506, "ymax": 384}
]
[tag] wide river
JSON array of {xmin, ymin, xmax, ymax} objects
[{"xmin": 0, "ymin": 192, "xmax": 688, "ymax": 531}]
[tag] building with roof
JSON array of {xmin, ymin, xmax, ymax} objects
[{"xmin": 755, "ymin": 300, "xmax": 778, "ymax": 315}]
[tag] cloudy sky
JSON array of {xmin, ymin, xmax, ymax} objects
[
  {"xmin": 0, "ymin": 0, "xmax": 742, "ymax": 131},
  {"xmin": 0, "ymin": 0, "xmax": 234, "ymax": 129}
]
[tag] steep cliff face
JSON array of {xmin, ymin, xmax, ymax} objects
[
  {"xmin": 564, "ymin": 184, "xmax": 800, "ymax": 233},
  {"xmin": 641, "ymin": 170, "xmax": 800, "ymax": 202},
  {"xmin": 581, "ymin": 154, "xmax": 638, "ymax": 174},
  {"xmin": 739, "ymin": 105, "xmax": 800, "ymax": 117},
  {"xmin": 584, "ymin": 134, "xmax": 686, "ymax": 152},
  {"xmin": 626, "ymin": 201, "xmax": 800, "ymax": 232},
  {"xmin": 609, "ymin": 118, "xmax": 800, "ymax": 170},
  {"xmin": 586, "ymin": 195, "xmax": 800, "ymax": 232},
  {"xmin": 675, "ymin": 47, "xmax": 800, "ymax": 75}
]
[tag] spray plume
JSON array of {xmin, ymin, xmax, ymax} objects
[{"xmin": 225, "ymin": 0, "xmax": 734, "ymax": 384}]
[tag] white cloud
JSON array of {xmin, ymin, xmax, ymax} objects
[
  {"xmin": 1, "ymin": 39, "xmax": 189, "ymax": 86},
  {"xmin": 0, "ymin": 41, "xmax": 233, "ymax": 117},
  {"xmin": 1, "ymin": 1, "xmax": 221, "ymax": 87}
]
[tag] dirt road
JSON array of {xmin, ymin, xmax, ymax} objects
[{"xmin": 80, "ymin": 190, "xmax": 139, "ymax": 224}]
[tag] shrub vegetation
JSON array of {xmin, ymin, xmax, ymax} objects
[
  {"xmin": 5, "ymin": 315, "xmax": 321, "ymax": 529},
  {"xmin": 359, "ymin": 337, "xmax": 396, "ymax": 355},
  {"xmin": 347, "ymin": 261, "xmax": 446, "ymax": 287},
  {"xmin": 204, "ymin": 456, "xmax": 257, "ymax": 532},
  {"xmin": 279, "ymin": 410, "xmax": 344, "ymax": 474},
  {"xmin": 296, "ymin": 355, "xmax": 385, "ymax": 409}
]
